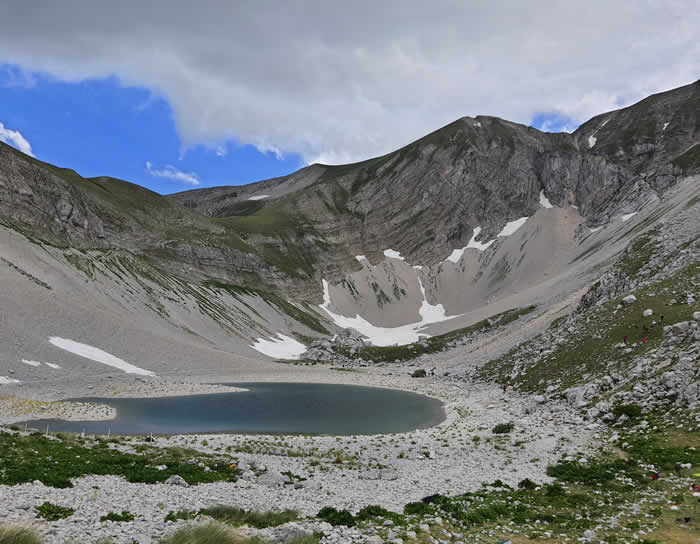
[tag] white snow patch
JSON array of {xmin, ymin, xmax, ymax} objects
[
  {"xmin": 588, "ymin": 226, "xmax": 603, "ymax": 233},
  {"xmin": 248, "ymin": 194, "xmax": 269, "ymax": 201},
  {"xmin": 571, "ymin": 205, "xmax": 579, "ymax": 209},
  {"xmin": 445, "ymin": 226, "xmax": 494, "ymax": 263},
  {"xmin": 663, "ymin": 122, "xmax": 669, "ymax": 131},
  {"xmin": 21, "ymin": 359, "xmax": 41, "ymax": 367},
  {"xmin": 48, "ymin": 337, "xmax": 156, "ymax": 376},
  {"xmin": 383, "ymin": 249, "xmax": 405, "ymax": 261},
  {"xmin": 473, "ymin": 121, "xmax": 481, "ymax": 128},
  {"xmin": 355, "ymin": 255, "xmax": 367, "ymax": 263},
  {"xmin": 412, "ymin": 265, "xmax": 423, "ymax": 270},
  {"xmin": 621, "ymin": 212, "xmax": 638, "ymax": 222},
  {"xmin": 45, "ymin": 363, "xmax": 62, "ymax": 369},
  {"xmin": 588, "ymin": 135, "xmax": 597, "ymax": 148},
  {"xmin": 498, "ymin": 217, "xmax": 528, "ymax": 237},
  {"xmin": 600, "ymin": 118, "xmax": 610, "ymax": 128},
  {"xmin": 250, "ymin": 334, "xmax": 307, "ymax": 360},
  {"xmin": 319, "ymin": 279, "xmax": 455, "ymax": 346},
  {"xmin": 0, "ymin": 376, "xmax": 21, "ymax": 385},
  {"xmin": 539, "ymin": 191, "xmax": 553, "ymax": 208}
]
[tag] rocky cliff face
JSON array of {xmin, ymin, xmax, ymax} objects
[{"xmin": 170, "ymin": 80, "xmax": 699, "ymax": 286}]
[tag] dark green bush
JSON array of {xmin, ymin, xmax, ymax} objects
[
  {"xmin": 492, "ymin": 423, "xmax": 514, "ymax": 434},
  {"xmin": 35, "ymin": 502, "xmax": 74, "ymax": 521},
  {"xmin": 411, "ymin": 369, "xmax": 427, "ymax": 378},
  {"xmin": 317, "ymin": 506, "xmax": 355, "ymax": 527},
  {"xmin": 517, "ymin": 478, "xmax": 537, "ymax": 489},
  {"xmin": 100, "ymin": 511, "xmax": 135, "ymax": 522},
  {"xmin": 612, "ymin": 404, "xmax": 642, "ymax": 420},
  {"xmin": 403, "ymin": 501, "xmax": 430, "ymax": 515}
]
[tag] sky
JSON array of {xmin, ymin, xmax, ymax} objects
[{"xmin": 0, "ymin": 1, "xmax": 698, "ymax": 195}]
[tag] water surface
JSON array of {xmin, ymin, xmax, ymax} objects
[{"xmin": 22, "ymin": 382, "xmax": 444, "ymax": 436}]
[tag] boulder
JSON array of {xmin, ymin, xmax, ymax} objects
[
  {"xmin": 642, "ymin": 309, "xmax": 653, "ymax": 317},
  {"xmin": 164, "ymin": 475, "xmax": 189, "ymax": 487},
  {"xmin": 533, "ymin": 395, "xmax": 546, "ymax": 404},
  {"xmin": 276, "ymin": 523, "xmax": 314, "ymax": 543},
  {"xmin": 621, "ymin": 295, "xmax": 637, "ymax": 305},
  {"xmin": 257, "ymin": 471, "xmax": 286, "ymax": 487}
]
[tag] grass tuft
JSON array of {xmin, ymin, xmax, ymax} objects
[{"xmin": 0, "ymin": 525, "xmax": 42, "ymax": 544}]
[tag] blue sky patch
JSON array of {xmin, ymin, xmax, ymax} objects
[{"xmin": 0, "ymin": 65, "xmax": 304, "ymax": 194}]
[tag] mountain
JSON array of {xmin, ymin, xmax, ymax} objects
[{"xmin": 0, "ymin": 81, "xmax": 698, "ymax": 377}]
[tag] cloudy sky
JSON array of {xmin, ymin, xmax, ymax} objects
[{"xmin": 0, "ymin": 1, "xmax": 698, "ymax": 193}]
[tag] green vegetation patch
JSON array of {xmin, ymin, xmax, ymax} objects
[
  {"xmin": 491, "ymin": 423, "xmax": 514, "ymax": 434},
  {"xmin": 35, "ymin": 502, "xmax": 74, "ymax": 521},
  {"xmin": 100, "ymin": 511, "xmax": 135, "ymax": 522},
  {"xmin": 476, "ymin": 263, "xmax": 698, "ymax": 392},
  {"xmin": 0, "ymin": 431, "xmax": 240, "ymax": 488}
]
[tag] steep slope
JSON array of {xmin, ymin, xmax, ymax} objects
[{"xmin": 0, "ymin": 81, "xmax": 697, "ymax": 364}]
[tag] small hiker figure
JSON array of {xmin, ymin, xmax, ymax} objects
[
  {"xmin": 660, "ymin": 315, "xmax": 664, "ymax": 324},
  {"xmin": 652, "ymin": 472, "xmax": 660, "ymax": 481},
  {"xmin": 675, "ymin": 464, "xmax": 681, "ymax": 475},
  {"xmin": 623, "ymin": 335, "xmax": 628, "ymax": 344},
  {"xmin": 503, "ymin": 384, "xmax": 507, "ymax": 393},
  {"xmin": 642, "ymin": 337, "xmax": 647, "ymax": 344}
]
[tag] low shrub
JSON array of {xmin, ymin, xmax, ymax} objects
[
  {"xmin": 403, "ymin": 502, "xmax": 430, "ymax": 515},
  {"xmin": 411, "ymin": 369, "xmax": 427, "ymax": 378},
  {"xmin": 517, "ymin": 478, "xmax": 537, "ymax": 490},
  {"xmin": 35, "ymin": 502, "xmax": 74, "ymax": 521},
  {"xmin": 317, "ymin": 506, "xmax": 355, "ymax": 527},
  {"xmin": 100, "ymin": 511, "xmax": 135, "ymax": 522},
  {"xmin": 492, "ymin": 423, "xmax": 514, "ymax": 434},
  {"xmin": 165, "ymin": 510, "xmax": 197, "ymax": 522},
  {"xmin": 612, "ymin": 404, "xmax": 642, "ymax": 420}
]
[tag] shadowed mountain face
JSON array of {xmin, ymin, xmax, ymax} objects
[{"xmin": 0, "ymin": 81, "xmax": 698, "ymax": 358}]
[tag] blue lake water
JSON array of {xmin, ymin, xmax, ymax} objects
[{"xmin": 22, "ymin": 382, "xmax": 445, "ymax": 436}]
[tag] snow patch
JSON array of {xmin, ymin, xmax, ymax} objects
[
  {"xmin": 473, "ymin": 121, "xmax": 481, "ymax": 128},
  {"xmin": 250, "ymin": 334, "xmax": 307, "ymax": 360},
  {"xmin": 588, "ymin": 226, "xmax": 603, "ymax": 233},
  {"xmin": 21, "ymin": 359, "xmax": 41, "ymax": 367},
  {"xmin": 248, "ymin": 194, "xmax": 269, "ymax": 201},
  {"xmin": 383, "ymin": 249, "xmax": 405, "ymax": 261},
  {"xmin": 45, "ymin": 363, "xmax": 62, "ymax": 369},
  {"xmin": 600, "ymin": 118, "xmax": 610, "ymax": 128},
  {"xmin": 0, "ymin": 376, "xmax": 21, "ymax": 385},
  {"xmin": 498, "ymin": 217, "xmax": 528, "ymax": 237},
  {"xmin": 319, "ymin": 279, "xmax": 455, "ymax": 346},
  {"xmin": 48, "ymin": 337, "xmax": 156, "ymax": 376},
  {"xmin": 355, "ymin": 255, "xmax": 367, "ymax": 263},
  {"xmin": 539, "ymin": 191, "xmax": 553, "ymax": 209},
  {"xmin": 663, "ymin": 122, "xmax": 669, "ymax": 131},
  {"xmin": 412, "ymin": 265, "xmax": 423, "ymax": 270},
  {"xmin": 588, "ymin": 135, "xmax": 597, "ymax": 148},
  {"xmin": 445, "ymin": 226, "xmax": 494, "ymax": 263},
  {"xmin": 621, "ymin": 212, "xmax": 638, "ymax": 222}
]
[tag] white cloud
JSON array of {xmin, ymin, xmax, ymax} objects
[
  {"xmin": 0, "ymin": 2, "xmax": 698, "ymax": 165},
  {"xmin": 0, "ymin": 121, "xmax": 33, "ymax": 156},
  {"xmin": 145, "ymin": 160, "xmax": 200, "ymax": 185}
]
